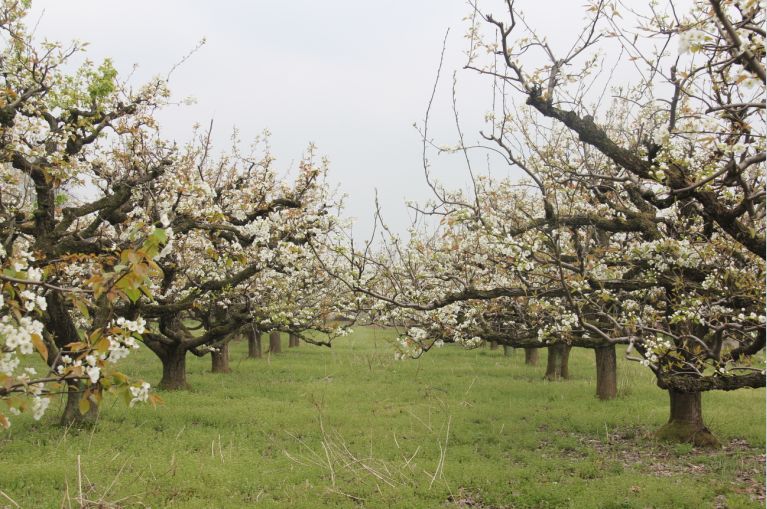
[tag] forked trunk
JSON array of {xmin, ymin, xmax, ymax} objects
[
  {"xmin": 60, "ymin": 380, "xmax": 98, "ymax": 427},
  {"xmin": 656, "ymin": 390, "xmax": 720, "ymax": 447},
  {"xmin": 544, "ymin": 344, "xmax": 570, "ymax": 381},
  {"xmin": 524, "ymin": 348, "xmax": 539, "ymax": 366},
  {"xmin": 211, "ymin": 342, "xmax": 231, "ymax": 373},
  {"xmin": 595, "ymin": 345, "xmax": 617, "ymax": 400},
  {"xmin": 159, "ymin": 347, "xmax": 189, "ymax": 390},
  {"xmin": 269, "ymin": 331, "xmax": 282, "ymax": 354},
  {"xmin": 503, "ymin": 345, "xmax": 512, "ymax": 357},
  {"xmin": 248, "ymin": 330, "xmax": 262, "ymax": 359}
]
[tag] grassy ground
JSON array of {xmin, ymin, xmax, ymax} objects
[{"xmin": 0, "ymin": 327, "xmax": 764, "ymax": 508}]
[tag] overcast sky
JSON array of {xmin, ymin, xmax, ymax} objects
[{"xmin": 29, "ymin": 1, "xmax": 603, "ymax": 238}]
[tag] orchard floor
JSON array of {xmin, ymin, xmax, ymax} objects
[{"xmin": 1, "ymin": 328, "xmax": 764, "ymax": 509}]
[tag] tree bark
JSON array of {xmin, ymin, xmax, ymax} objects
[
  {"xmin": 656, "ymin": 390, "xmax": 720, "ymax": 447},
  {"xmin": 60, "ymin": 381, "xmax": 99, "ymax": 426},
  {"xmin": 595, "ymin": 345, "xmax": 617, "ymax": 400},
  {"xmin": 544, "ymin": 344, "xmax": 570, "ymax": 380},
  {"xmin": 524, "ymin": 348, "xmax": 539, "ymax": 366},
  {"xmin": 289, "ymin": 333, "xmax": 300, "ymax": 348},
  {"xmin": 247, "ymin": 330, "xmax": 262, "ymax": 359},
  {"xmin": 47, "ymin": 292, "xmax": 102, "ymax": 425},
  {"xmin": 503, "ymin": 345, "xmax": 512, "ymax": 357},
  {"xmin": 561, "ymin": 346, "xmax": 571, "ymax": 379},
  {"xmin": 211, "ymin": 341, "xmax": 231, "ymax": 373},
  {"xmin": 489, "ymin": 341, "xmax": 499, "ymax": 350},
  {"xmin": 269, "ymin": 331, "xmax": 282, "ymax": 354},
  {"xmin": 159, "ymin": 347, "xmax": 189, "ymax": 390}
]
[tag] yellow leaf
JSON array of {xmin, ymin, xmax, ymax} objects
[
  {"xmin": 78, "ymin": 396, "xmax": 91, "ymax": 415},
  {"xmin": 148, "ymin": 393, "xmax": 163, "ymax": 408},
  {"xmin": 31, "ymin": 334, "xmax": 48, "ymax": 361},
  {"xmin": 94, "ymin": 337, "xmax": 110, "ymax": 354}
]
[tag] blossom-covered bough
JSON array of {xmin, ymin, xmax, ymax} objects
[
  {"xmin": 472, "ymin": 0, "xmax": 765, "ymax": 445},
  {"xmin": 0, "ymin": 0, "xmax": 356, "ymax": 429},
  {"xmin": 0, "ymin": 0, "xmax": 172, "ymax": 426},
  {"xmin": 124, "ymin": 132, "xmax": 351, "ymax": 390},
  {"xmin": 330, "ymin": 0, "xmax": 764, "ymax": 446}
]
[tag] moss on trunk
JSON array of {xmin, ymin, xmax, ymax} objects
[{"xmin": 656, "ymin": 390, "xmax": 720, "ymax": 448}]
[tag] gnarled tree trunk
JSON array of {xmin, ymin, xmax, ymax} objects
[
  {"xmin": 656, "ymin": 390, "xmax": 719, "ymax": 447},
  {"xmin": 211, "ymin": 341, "xmax": 231, "ymax": 373},
  {"xmin": 595, "ymin": 345, "xmax": 617, "ymax": 400},
  {"xmin": 47, "ymin": 292, "xmax": 101, "ymax": 425},
  {"xmin": 159, "ymin": 346, "xmax": 189, "ymax": 390},
  {"xmin": 248, "ymin": 330, "xmax": 262, "ymax": 358},
  {"xmin": 269, "ymin": 331, "xmax": 282, "ymax": 354},
  {"xmin": 544, "ymin": 344, "xmax": 571, "ymax": 380},
  {"xmin": 524, "ymin": 348, "xmax": 539, "ymax": 366}
]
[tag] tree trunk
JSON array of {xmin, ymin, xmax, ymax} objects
[
  {"xmin": 46, "ymin": 292, "xmax": 101, "ymax": 425},
  {"xmin": 544, "ymin": 344, "xmax": 570, "ymax": 380},
  {"xmin": 159, "ymin": 347, "xmax": 189, "ymax": 390},
  {"xmin": 503, "ymin": 345, "xmax": 512, "ymax": 357},
  {"xmin": 656, "ymin": 391, "xmax": 720, "ymax": 447},
  {"xmin": 211, "ymin": 341, "xmax": 231, "ymax": 373},
  {"xmin": 594, "ymin": 345, "xmax": 617, "ymax": 400},
  {"xmin": 269, "ymin": 331, "xmax": 282, "ymax": 354},
  {"xmin": 248, "ymin": 330, "xmax": 262, "ymax": 359},
  {"xmin": 489, "ymin": 341, "xmax": 499, "ymax": 350},
  {"xmin": 561, "ymin": 345, "xmax": 571, "ymax": 379},
  {"xmin": 289, "ymin": 333, "xmax": 300, "ymax": 348},
  {"xmin": 524, "ymin": 348, "xmax": 539, "ymax": 366},
  {"xmin": 60, "ymin": 380, "xmax": 99, "ymax": 427}
]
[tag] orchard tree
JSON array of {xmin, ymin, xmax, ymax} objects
[
  {"xmin": 0, "ymin": 0, "xmax": 170, "ymax": 426},
  {"xmin": 462, "ymin": 0, "xmax": 765, "ymax": 444},
  {"xmin": 322, "ymin": 106, "xmax": 638, "ymax": 395},
  {"xmin": 331, "ymin": 0, "xmax": 764, "ymax": 445},
  {"xmin": 128, "ymin": 132, "xmax": 350, "ymax": 389},
  {"xmin": 205, "ymin": 236, "xmax": 356, "ymax": 372}
]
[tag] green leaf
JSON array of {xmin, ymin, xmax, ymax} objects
[
  {"xmin": 124, "ymin": 287, "xmax": 141, "ymax": 303},
  {"xmin": 151, "ymin": 228, "xmax": 168, "ymax": 244}
]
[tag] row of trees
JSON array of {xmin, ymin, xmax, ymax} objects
[
  {"xmin": 323, "ymin": 0, "xmax": 765, "ymax": 446},
  {"xmin": 0, "ymin": 0, "xmax": 762, "ymax": 449},
  {"xmin": 0, "ymin": 0, "xmax": 353, "ymax": 427}
]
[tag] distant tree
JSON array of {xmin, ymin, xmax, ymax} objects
[
  {"xmin": 247, "ymin": 328, "xmax": 262, "ymax": 359},
  {"xmin": 131, "ymin": 136, "xmax": 348, "ymax": 389}
]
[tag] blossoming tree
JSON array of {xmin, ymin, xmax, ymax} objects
[
  {"xmin": 466, "ymin": 0, "xmax": 765, "ymax": 445},
  {"xmin": 331, "ymin": 0, "xmax": 764, "ymax": 445},
  {"xmin": 126, "ymin": 133, "xmax": 350, "ymax": 389},
  {"xmin": 0, "ymin": 0, "xmax": 170, "ymax": 426}
]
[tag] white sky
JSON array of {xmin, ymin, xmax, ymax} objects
[{"xmin": 29, "ymin": 1, "xmax": 616, "ymax": 238}]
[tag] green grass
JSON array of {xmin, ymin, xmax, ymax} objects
[{"xmin": 1, "ymin": 328, "xmax": 764, "ymax": 508}]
